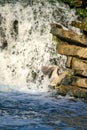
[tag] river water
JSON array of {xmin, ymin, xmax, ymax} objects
[
  {"xmin": 0, "ymin": 0, "xmax": 87, "ymax": 129},
  {"xmin": 0, "ymin": 90, "xmax": 87, "ymax": 130}
]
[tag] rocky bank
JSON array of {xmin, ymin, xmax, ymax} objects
[{"xmin": 51, "ymin": 0, "xmax": 87, "ymax": 100}]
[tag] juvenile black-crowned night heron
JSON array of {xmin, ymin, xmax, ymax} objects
[{"xmin": 41, "ymin": 65, "xmax": 68, "ymax": 86}]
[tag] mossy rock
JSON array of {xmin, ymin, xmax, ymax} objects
[
  {"xmin": 51, "ymin": 24, "xmax": 87, "ymax": 46},
  {"xmin": 56, "ymin": 85, "xmax": 87, "ymax": 100},
  {"xmin": 61, "ymin": 0, "xmax": 82, "ymax": 7},
  {"xmin": 71, "ymin": 19, "xmax": 87, "ymax": 32},
  {"xmin": 73, "ymin": 89, "xmax": 87, "ymax": 100},
  {"xmin": 52, "ymin": 35, "xmax": 63, "ymax": 44}
]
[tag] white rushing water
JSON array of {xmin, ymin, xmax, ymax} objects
[{"xmin": 0, "ymin": 0, "xmax": 78, "ymax": 92}]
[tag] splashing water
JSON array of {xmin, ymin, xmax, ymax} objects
[{"xmin": 0, "ymin": 0, "xmax": 78, "ymax": 92}]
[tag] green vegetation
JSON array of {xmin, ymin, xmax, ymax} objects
[{"xmin": 76, "ymin": 8, "xmax": 87, "ymax": 17}]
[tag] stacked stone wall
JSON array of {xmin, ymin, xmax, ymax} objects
[{"xmin": 51, "ymin": 0, "xmax": 87, "ymax": 99}]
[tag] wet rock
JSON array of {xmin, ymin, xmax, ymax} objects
[
  {"xmin": 72, "ymin": 77, "xmax": 87, "ymax": 88},
  {"xmin": 61, "ymin": 75, "xmax": 76, "ymax": 86},
  {"xmin": 51, "ymin": 25, "xmax": 87, "ymax": 46},
  {"xmin": 66, "ymin": 56, "xmax": 73, "ymax": 68},
  {"xmin": 71, "ymin": 18, "xmax": 87, "ymax": 32},
  {"xmin": 73, "ymin": 88, "xmax": 87, "ymax": 100},
  {"xmin": 50, "ymin": 0, "xmax": 87, "ymax": 99},
  {"xmin": 61, "ymin": 0, "xmax": 87, "ymax": 18},
  {"xmin": 61, "ymin": 0, "xmax": 87, "ymax": 8},
  {"xmin": 51, "ymin": 23, "xmax": 87, "ymax": 99},
  {"xmin": 66, "ymin": 56, "xmax": 87, "ymax": 77},
  {"xmin": 57, "ymin": 85, "xmax": 87, "ymax": 100},
  {"xmin": 56, "ymin": 42, "xmax": 87, "ymax": 59},
  {"xmin": 72, "ymin": 58, "xmax": 87, "ymax": 77},
  {"xmin": 61, "ymin": 75, "xmax": 87, "ymax": 88}
]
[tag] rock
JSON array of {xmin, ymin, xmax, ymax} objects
[
  {"xmin": 71, "ymin": 19, "xmax": 87, "ymax": 32},
  {"xmin": 50, "ymin": 1, "xmax": 87, "ymax": 100},
  {"xmin": 72, "ymin": 77, "xmax": 87, "ymax": 88},
  {"xmin": 61, "ymin": 75, "xmax": 87, "ymax": 88},
  {"xmin": 61, "ymin": 0, "xmax": 87, "ymax": 8},
  {"xmin": 73, "ymin": 88, "xmax": 87, "ymax": 100},
  {"xmin": 61, "ymin": 75, "xmax": 76, "ymax": 86},
  {"xmin": 60, "ymin": 0, "xmax": 87, "ymax": 17},
  {"xmin": 56, "ymin": 42, "xmax": 87, "ymax": 59},
  {"xmin": 57, "ymin": 85, "xmax": 87, "ymax": 100},
  {"xmin": 61, "ymin": 0, "xmax": 82, "ymax": 7},
  {"xmin": 66, "ymin": 56, "xmax": 73, "ymax": 68},
  {"xmin": 66, "ymin": 57, "xmax": 87, "ymax": 77},
  {"xmin": 71, "ymin": 57, "xmax": 87, "ymax": 77},
  {"xmin": 51, "ymin": 25, "xmax": 87, "ymax": 46}
]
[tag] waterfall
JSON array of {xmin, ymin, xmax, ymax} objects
[{"xmin": 0, "ymin": 0, "xmax": 77, "ymax": 92}]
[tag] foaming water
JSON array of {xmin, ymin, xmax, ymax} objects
[{"xmin": 0, "ymin": 0, "xmax": 78, "ymax": 92}]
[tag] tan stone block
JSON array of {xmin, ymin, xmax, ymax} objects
[
  {"xmin": 56, "ymin": 43, "xmax": 87, "ymax": 59},
  {"xmin": 72, "ymin": 77, "xmax": 87, "ymax": 88},
  {"xmin": 66, "ymin": 56, "xmax": 73, "ymax": 68},
  {"xmin": 72, "ymin": 58, "xmax": 87, "ymax": 76},
  {"xmin": 51, "ymin": 25, "xmax": 87, "ymax": 46}
]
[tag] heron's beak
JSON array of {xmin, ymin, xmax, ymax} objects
[{"xmin": 41, "ymin": 65, "xmax": 59, "ymax": 76}]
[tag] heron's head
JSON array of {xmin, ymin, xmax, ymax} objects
[{"xmin": 41, "ymin": 65, "xmax": 59, "ymax": 77}]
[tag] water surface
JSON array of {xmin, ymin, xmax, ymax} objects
[{"xmin": 0, "ymin": 90, "xmax": 87, "ymax": 130}]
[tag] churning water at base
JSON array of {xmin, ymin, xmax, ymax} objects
[
  {"xmin": 0, "ymin": 0, "xmax": 87, "ymax": 130},
  {"xmin": 0, "ymin": 91, "xmax": 87, "ymax": 130}
]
